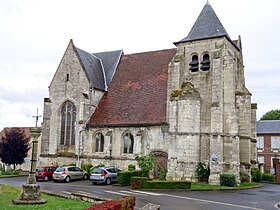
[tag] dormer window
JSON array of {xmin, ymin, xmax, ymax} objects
[
  {"xmin": 189, "ymin": 55, "xmax": 199, "ymax": 72},
  {"xmin": 201, "ymin": 54, "xmax": 210, "ymax": 71}
]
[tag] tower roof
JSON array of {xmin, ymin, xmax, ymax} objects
[{"xmin": 175, "ymin": 2, "xmax": 230, "ymax": 44}]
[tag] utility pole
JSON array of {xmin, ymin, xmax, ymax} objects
[{"xmin": 32, "ymin": 108, "xmax": 42, "ymax": 127}]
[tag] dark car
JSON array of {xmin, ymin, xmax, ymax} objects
[
  {"xmin": 90, "ymin": 166, "xmax": 121, "ymax": 185},
  {"xmin": 35, "ymin": 166, "xmax": 57, "ymax": 181},
  {"xmin": 52, "ymin": 166, "xmax": 88, "ymax": 183}
]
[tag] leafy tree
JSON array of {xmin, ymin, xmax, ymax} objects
[
  {"xmin": 260, "ymin": 109, "xmax": 280, "ymax": 120},
  {"xmin": 0, "ymin": 127, "xmax": 31, "ymax": 169},
  {"xmin": 135, "ymin": 154, "xmax": 155, "ymax": 177}
]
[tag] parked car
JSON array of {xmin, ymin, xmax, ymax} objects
[
  {"xmin": 35, "ymin": 166, "xmax": 57, "ymax": 181},
  {"xmin": 90, "ymin": 166, "xmax": 121, "ymax": 185},
  {"xmin": 52, "ymin": 166, "xmax": 88, "ymax": 183}
]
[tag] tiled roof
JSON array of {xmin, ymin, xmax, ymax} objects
[
  {"xmin": 76, "ymin": 47, "xmax": 123, "ymax": 91},
  {"xmin": 89, "ymin": 48, "xmax": 177, "ymax": 127},
  {"xmin": 257, "ymin": 120, "xmax": 280, "ymax": 134},
  {"xmin": 175, "ymin": 2, "xmax": 230, "ymax": 44}
]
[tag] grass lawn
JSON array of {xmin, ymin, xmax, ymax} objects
[
  {"xmin": 191, "ymin": 182, "xmax": 263, "ymax": 190},
  {"xmin": 0, "ymin": 184, "xmax": 92, "ymax": 210}
]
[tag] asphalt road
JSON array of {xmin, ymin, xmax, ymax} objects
[{"xmin": 1, "ymin": 176, "xmax": 280, "ymax": 210}]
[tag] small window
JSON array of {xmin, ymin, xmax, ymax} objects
[
  {"xmin": 271, "ymin": 136, "xmax": 280, "ymax": 149},
  {"xmin": 189, "ymin": 55, "xmax": 199, "ymax": 72},
  {"xmin": 256, "ymin": 136, "xmax": 264, "ymax": 149},
  {"xmin": 201, "ymin": 54, "xmax": 210, "ymax": 71},
  {"xmin": 123, "ymin": 132, "xmax": 134, "ymax": 154},
  {"xmin": 66, "ymin": 74, "xmax": 69, "ymax": 81},
  {"xmin": 95, "ymin": 132, "xmax": 104, "ymax": 152}
]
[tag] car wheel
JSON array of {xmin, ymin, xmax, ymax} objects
[
  {"xmin": 65, "ymin": 176, "xmax": 71, "ymax": 183},
  {"xmin": 106, "ymin": 178, "xmax": 111, "ymax": 185},
  {"xmin": 83, "ymin": 174, "xmax": 88, "ymax": 180},
  {"xmin": 43, "ymin": 176, "xmax": 49, "ymax": 181}
]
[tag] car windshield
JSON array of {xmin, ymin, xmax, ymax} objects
[
  {"xmin": 55, "ymin": 167, "xmax": 65, "ymax": 172},
  {"xmin": 36, "ymin": 168, "xmax": 43, "ymax": 172}
]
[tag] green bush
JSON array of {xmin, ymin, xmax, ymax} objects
[
  {"xmin": 251, "ymin": 168, "xmax": 262, "ymax": 182},
  {"xmin": 82, "ymin": 163, "xmax": 93, "ymax": 174},
  {"xmin": 156, "ymin": 165, "xmax": 167, "ymax": 180},
  {"xmin": 240, "ymin": 172, "xmax": 250, "ymax": 182},
  {"xmin": 261, "ymin": 173, "xmax": 275, "ymax": 182},
  {"xmin": 117, "ymin": 170, "xmax": 144, "ymax": 186},
  {"xmin": 220, "ymin": 174, "xmax": 236, "ymax": 187},
  {"xmin": 128, "ymin": 164, "xmax": 136, "ymax": 171},
  {"xmin": 135, "ymin": 154, "xmax": 154, "ymax": 177},
  {"xmin": 131, "ymin": 177, "xmax": 191, "ymax": 190},
  {"xmin": 0, "ymin": 169, "xmax": 21, "ymax": 175},
  {"xmin": 195, "ymin": 162, "xmax": 210, "ymax": 182}
]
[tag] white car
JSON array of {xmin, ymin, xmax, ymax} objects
[
  {"xmin": 90, "ymin": 167, "xmax": 121, "ymax": 185},
  {"xmin": 52, "ymin": 166, "xmax": 88, "ymax": 183}
]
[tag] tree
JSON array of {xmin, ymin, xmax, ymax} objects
[
  {"xmin": 0, "ymin": 127, "xmax": 31, "ymax": 169},
  {"xmin": 260, "ymin": 109, "xmax": 280, "ymax": 120},
  {"xmin": 135, "ymin": 154, "xmax": 155, "ymax": 177}
]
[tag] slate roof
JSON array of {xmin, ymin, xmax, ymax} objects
[
  {"xmin": 175, "ymin": 2, "xmax": 230, "ymax": 44},
  {"xmin": 76, "ymin": 47, "xmax": 123, "ymax": 91},
  {"xmin": 257, "ymin": 120, "xmax": 280, "ymax": 134},
  {"xmin": 89, "ymin": 48, "xmax": 177, "ymax": 127}
]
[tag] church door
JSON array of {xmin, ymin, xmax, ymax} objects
[{"xmin": 150, "ymin": 151, "xmax": 168, "ymax": 180}]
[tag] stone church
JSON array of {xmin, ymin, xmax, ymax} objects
[{"xmin": 39, "ymin": 2, "xmax": 257, "ymax": 184}]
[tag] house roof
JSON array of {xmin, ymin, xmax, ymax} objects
[
  {"xmin": 89, "ymin": 48, "xmax": 177, "ymax": 127},
  {"xmin": 257, "ymin": 120, "xmax": 280, "ymax": 134},
  {"xmin": 175, "ymin": 2, "xmax": 230, "ymax": 44},
  {"xmin": 75, "ymin": 47, "xmax": 123, "ymax": 91}
]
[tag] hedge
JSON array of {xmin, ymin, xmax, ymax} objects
[
  {"xmin": 131, "ymin": 177, "xmax": 191, "ymax": 190},
  {"xmin": 220, "ymin": 174, "xmax": 236, "ymax": 187},
  {"xmin": 117, "ymin": 170, "xmax": 144, "ymax": 186}
]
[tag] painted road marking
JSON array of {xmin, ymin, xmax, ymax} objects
[
  {"xmin": 119, "ymin": 190, "xmax": 148, "ymax": 196},
  {"xmin": 105, "ymin": 190, "xmax": 130, "ymax": 196},
  {"xmin": 162, "ymin": 194, "xmax": 265, "ymax": 210}
]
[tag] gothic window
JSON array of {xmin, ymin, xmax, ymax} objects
[
  {"xmin": 201, "ymin": 53, "xmax": 210, "ymax": 71},
  {"xmin": 189, "ymin": 55, "xmax": 199, "ymax": 72},
  {"xmin": 95, "ymin": 132, "xmax": 104, "ymax": 152},
  {"xmin": 123, "ymin": 132, "xmax": 134, "ymax": 154},
  {"xmin": 60, "ymin": 101, "xmax": 76, "ymax": 145}
]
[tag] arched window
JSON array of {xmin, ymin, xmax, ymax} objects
[
  {"xmin": 189, "ymin": 55, "xmax": 199, "ymax": 72},
  {"xmin": 95, "ymin": 132, "xmax": 104, "ymax": 152},
  {"xmin": 201, "ymin": 54, "xmax": 210, "ymax": 71},
  {"xmin": 123, "ymin": 132, "xmax": 134, "ymax": 154},
  {"xmin": 60, "ymin": 101, "xmax": 76, "ymax": 145}
]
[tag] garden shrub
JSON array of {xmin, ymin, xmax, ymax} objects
[
  {"xmin": 240, "ymin": 172, "xmax": 250, "ymax": 182},
  {"xmin": 195, "ymin": 162, "xmax": 210, "ymax": 182},
  {"xmin": 89, "ymin": 163, "xmax": 105, "ymax": 173},
  {"xmin": 0, "ymin": 169, "xmax": 21, "ymax": 175},
  {"xmin": 261, "ymin": 173, "xmax": 275, "ymax": 182},
  {"xmin": 251, "ymin": 168, "xmax": 262, "ymax": 182},
  {"xmin": 131, "ymin": 177, "xmax": 191, "ymax": 190},
  {"xmin": 117, "ymin": 170, "xmax": 143, "ymax": 186},
  {"xmin": 156, "ymin": 165, "xmax": 167, "ymax": 180},
  {"xmin": 220, "ymin": 174, "xmax": 236, "ymax": 187},
  {"xmin": 128, "ymin": 164, "xmax": 135, "ymax": 171},
  {"xmin": 135, "ymin": 154, "xmax": 154, "ymax": 177},
  {"xmin": 82, "ymin": 163, "xmax": 93, "ymax": 174}
]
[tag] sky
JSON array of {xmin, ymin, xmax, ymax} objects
[{"xmin": 0, "ymin": 0, "xmax": 280, "ymax": 131}]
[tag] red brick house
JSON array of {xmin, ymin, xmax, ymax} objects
[{"xmin": 257, "ymin": 120, "xmax": 280, "ymax": 174}]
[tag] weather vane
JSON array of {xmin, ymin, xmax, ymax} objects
[{"xmin": 32, "ymin": 108, "xmax": 42, "ymax": 127}]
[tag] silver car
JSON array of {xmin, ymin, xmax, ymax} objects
[
  {"xmin": 52, "ymin": 166, "xmax": 88, "ymax": 183},
  {"xmin": 90, "ymin": 167, "xmax": 121, "ymax": 185}
]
